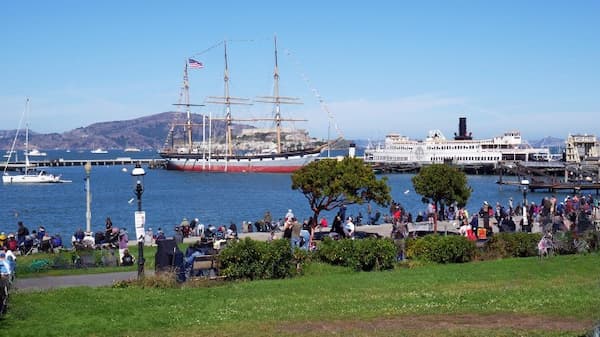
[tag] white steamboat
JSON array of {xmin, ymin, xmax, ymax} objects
[{"xmin": 364, "ymin": 117, "xmax": 550, "ymax": 169}]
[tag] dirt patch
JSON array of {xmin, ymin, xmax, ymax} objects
[{"xmin": 281, "ymin": 313, "xmax": 595, "ymax": 334}]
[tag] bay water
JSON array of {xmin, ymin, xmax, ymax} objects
[{"xmin": 0, "ymin": 150, "xmax": 574, "ymax": 246}]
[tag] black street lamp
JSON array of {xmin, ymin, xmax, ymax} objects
[{"xmin": 131, "ymin": 163, "xmax": 146, "ymax": 279}]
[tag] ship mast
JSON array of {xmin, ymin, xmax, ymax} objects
[
  {"xmin": 255, "ymin": 35, "xmax": 305, "ymax": 154},
  {"xmin": 172, "ymin": 61, "xmax": 204, "ymax": 154},
  {"xmin": 206, "ymin": 40, "xmax": 251, "ymax": 156}
]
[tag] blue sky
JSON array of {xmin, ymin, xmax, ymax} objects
[{"xmin": 1, "ymin": 1, "xmax": 599, "ymax": 142}]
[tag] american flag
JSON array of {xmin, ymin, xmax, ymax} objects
[{"xmin": 188, "ymin": 58, "xmax": 204, "ymax": 69}]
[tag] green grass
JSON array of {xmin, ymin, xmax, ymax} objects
[
  {"xmin": 3, "ymin": 253, "xmax": 599, "ymax": 337},
  {"xmin": 15, "ymin": 245, "xmax": 162, "ymax": 277}
]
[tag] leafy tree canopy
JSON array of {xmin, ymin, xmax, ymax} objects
[
  {"xmin": 411, "ymin": 164, "xmax": 472, "ymax": 208},
  {"xmin": 291, "ymin": 157, "xmax": 391, "ymax": 220}
]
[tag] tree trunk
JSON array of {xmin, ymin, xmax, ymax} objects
[
  {"xmin": 309, "ymin": 211, "xmax": 321, "ymax": 248},
  {"xmin": 433, "ymin": 201, "xmax": 438, "ymax": 233}
]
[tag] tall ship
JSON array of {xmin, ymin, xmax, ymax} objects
[
  {"xmin": 159, "ymin": 38, "xmax": 325, "ymax": 173},
  {"xmin": 364, "ymin": 117, "xmax": 550, "ymax": 170}
]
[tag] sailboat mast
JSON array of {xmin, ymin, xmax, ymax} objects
[
  {"xmin": 24, "ymin": 98, "xmax": 30, "ymax": 174},
  {"xmin": 273, "ymin": 36, "xmax": 282, "ymax": 153}
]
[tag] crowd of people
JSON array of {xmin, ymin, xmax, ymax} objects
[{"xmin": 0, "ymin": 222, "xmax": 64, "ymax": 257}]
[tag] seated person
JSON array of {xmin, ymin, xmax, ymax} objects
[
  {"xmin": 121, "ymin": 249, "xmax": 135, "ymax": 266},
  {"xmin": 40, "ymin": 234, "xmax": 53, "ymax": 253},
  {"xmin": 415, "ymin": 212, "xmax": 424, "ymax": 222},
  {"xmin": 369, "ymin": 210, "xmax": 381, "ymax": 225},
  {"xmin": 6, "ymin": 234, "xmax": 18, "ymax": 252},
  {"xmin": 20, "ymin": 235, "xmax": 34, "ymax": 255},
  {"xmin": 51, "ymin": 234, "xmax": 63, "ymax": 249},
  {"xmin": 81, "ymin": 232, "xmax": 95, "ymax": 248},
  {"xmin": 72, "ymin": 228, "xmax": 85, "ymax": 246}
]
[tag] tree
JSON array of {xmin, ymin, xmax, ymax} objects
[
  {"xmin": 411, "ymin": 164, "xmax": 472, "ymax": 232},
  {"xmin": 291, "ymin": 157, "xmax": 391, "ymax": 239}
]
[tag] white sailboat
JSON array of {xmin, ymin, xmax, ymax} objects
[{"xmin": 2, "ymin": 98, "xmax": 63, "ymax": 184}]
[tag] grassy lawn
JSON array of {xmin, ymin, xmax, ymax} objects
[{"xmin": 3, "ymin": 253, "xmax": 599, "ymax": 337}]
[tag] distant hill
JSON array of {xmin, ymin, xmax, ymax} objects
[
  {"xmin": 0, "ymin": 112, "xmax": 236, "ymax": 151},
  {"xmin": 528, "ymin": 136, "xmax": 565, "ymax": 149}
]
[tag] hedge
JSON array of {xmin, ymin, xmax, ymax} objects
[
  {"xmin": 314, "ymin": 237, "xmax": 396, "ymax": 271},
  {"xmin": 218, "ymin": 238, "xmax": 295, "ymax": 280},
  {"xmin": 406, "ymin": 234, "xmax": 476, "ymax": 263}
]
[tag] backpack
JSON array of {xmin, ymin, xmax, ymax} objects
[{"xmin": 122, "ymin": 255, "xmax": 134, "ymax": 266}]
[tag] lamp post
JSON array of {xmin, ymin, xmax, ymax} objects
[
  {"xmin": 131, "ymin": 163, "xmax": 146, "ymax": 279},
  {"xmin": 521, "ymin": 179, "xmax": 529, "ymax": 232},
  {"xmin": 84, "ymin": 161, "xmax": 92, "ymax": 234}
]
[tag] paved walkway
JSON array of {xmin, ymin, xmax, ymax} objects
[{"xmin": 14, "ymin": 271, "xmax": 140, "ymax": 292}]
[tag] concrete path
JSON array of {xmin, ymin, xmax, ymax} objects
[{"xmin": 14, "ymin": 271, "xmax": 140, "ymax": 292}]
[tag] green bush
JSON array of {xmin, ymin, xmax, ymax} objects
[
  {"xmin": 218, "ymin": 238, "xmax": 296, "ymax": 280},
  {"xmin": 484, "ymin": 232, "xmax": 541, "ymax": 258},
  {"xmin": 314, "ymin": 237, "xmax": 396, "ymax": 271},
  {"xmin": 406, "ymin": 234, "xmax": 476, "ymax": 264}
]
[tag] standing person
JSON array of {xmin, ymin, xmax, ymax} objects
[
  {"xmin": 118, "ymin": 229, "xmax": 129, "ymax": 263},
  {"xmin": 339, "ymin": 205, "xmax": 347, "ymax": 222},
  {"xmin": 299, "ymin": 223, "xmax": 310, "ymax": 251},
  {"xmin": 343, "ymin": 217, "xmax": 355, "ymax": 239},
  {"xmin": 144, "ymin": 228, "xmax": 154, "ymax": 246},
  {"xmin": 481, "ymin": 201, "xmax": 491, "ymax": 230},
  {"xmin": 291, "ymin": 218, "xmax": 302, "ymax": 248},
  {"xmin": 16, "ymin": 221, "xmax": 29, "ymax": 245},
  {"xmin": 264, "ymin": 210, "xmax": 272, "ymax": 229},
  {"xmin": 105, "ymin": 217, "xmax": 113, "ymax": 239},
  {"xmin": 330, "ymin": 215, "xmax": 344, "ymax": 238},
  {"xmin": 282, "ymin": 218, "xmax": 293, "ymax": 240}
]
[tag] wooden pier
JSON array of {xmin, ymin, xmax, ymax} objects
[
  {"xmin": 497, "ymin": 160, "xmax": 600, "ymax": 194},
  {"xmin": 497, "ymin": 178, "xmax": 600, "ymax": 194},
  {"xmin": 2, "ymin": 158, "xmax": 166, "ymax": 170}
]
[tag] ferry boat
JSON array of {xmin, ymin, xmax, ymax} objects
[
  {"xmin": 364, "ymin": 117, "xmax": 550, "ymax": 169},
  {"xmin": 124, "ymin": 147, "xmax": 141, "ymax": 152},
  {"xmin": 159, "ymin": 37, "xmax": 325, "ymax": 173},
  {"xmin": 26, "ymin": 149, "xmax": 47, "ymax": 157},
  {"xmin": 90, "ymin": 148, "xmax": 108, "ymax": 154}
]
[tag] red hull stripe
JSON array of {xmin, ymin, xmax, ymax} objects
[{"xmin": 166, "ymin": 162, "xmax": 303, "ymax": 173}]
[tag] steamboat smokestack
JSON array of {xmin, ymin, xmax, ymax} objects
[{"xmin": 454, "ymin": 117, "xmax": 472, "ymax": 140}]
